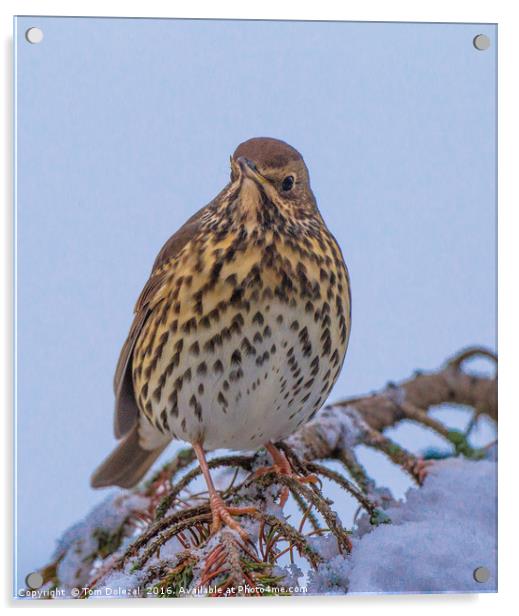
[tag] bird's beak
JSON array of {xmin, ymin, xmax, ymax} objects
[{"xmin": 236, "ymin": 156, "xmax": 268, "ymax": 185}]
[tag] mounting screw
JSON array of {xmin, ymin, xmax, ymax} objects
[
  {"xmin": 25, "ymin": 572, "xmax": 43, "ymax": 589},
  {"xmin": 25, "ymin": 27, "xmax": 44, "ymax": 44},
  {"xmin": 473, "ymin": 34, "xmax": 490, "ymax": 51},
  {"xmin": 473, "ymin": 566, "xmax": 490, "ymax": 583}
]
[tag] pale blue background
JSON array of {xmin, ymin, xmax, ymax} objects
[{"xmin": 14, "ymin": 17, "xmax": 497, "ymax": 591}]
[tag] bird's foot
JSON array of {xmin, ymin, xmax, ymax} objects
[
  {"xmin": 254, "ymin": 444, "xmax": 319, "ymax": 507},
  {"xmin": 406, "ymin": 457, "xmax": 433, "ymax": 485},
  {"xmin": 209, "ymin": 493, "xmax": 256, "ymax": 541}
]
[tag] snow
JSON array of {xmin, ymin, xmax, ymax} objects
[
  {"xmin": 286, "ymin": 404, "xmax": 367, "ymax": 456},
  {"xmin": 307, "ymin": 555, "xmax": 351, "ymax": 594},
  {"xmin": 308, "ymin": 533, "xmax": 340, "ymax": 560},
  {"xmin": 96, "ymin": 569, "xmax": 148, "ymax": 598},
  {"xmin": 308, "ymin": 458, "xmax": 497, "ymax": 594},
  {"xmin": 41, "ymin": 451, "xmax": 497, "ymax": 598},
  {"xmin": 53, "ymin": 492, "xmax": 150, "ymax": 593},
  {"xmin": 272, "ymin": 563, "xmax": 303, "ymax": 588}
]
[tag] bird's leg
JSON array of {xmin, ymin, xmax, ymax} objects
[
  {"xmin": 193, "ymin": 442, "xmax": 255, "ymax": 540},
  {"xmin": 254, "ymin": 442, "xmax": 319, "ymax": 507}
]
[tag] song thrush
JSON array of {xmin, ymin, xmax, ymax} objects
[{"xmin": 91, "ymin": 137, "xmax": 351, "ymax": 538}]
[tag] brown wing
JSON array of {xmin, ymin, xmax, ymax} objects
[{"xmin": 113, "ymin": 205, "xmax": 208, "ymax": 438}]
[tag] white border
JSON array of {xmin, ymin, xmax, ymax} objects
[{"xmin": 2, "ymin": 1, "xmax": 517, "ymax": 613}]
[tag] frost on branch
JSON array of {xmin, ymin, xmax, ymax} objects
[{"xmin": 34, "ymin": 347, "xmax": 497, "ymax": 598}]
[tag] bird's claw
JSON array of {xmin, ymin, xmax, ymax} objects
[
  {"xmin": 407, "ymin": 457, "xmax": 433, "ymax": 485},
  {"xmin": 209, "ymin": 494, "xmax": 256, "ymax": 541}
]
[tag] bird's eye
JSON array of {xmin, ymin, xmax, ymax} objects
[{"xmin": 281, "ymin": 175, "xmax": 294, "ymax": 191}]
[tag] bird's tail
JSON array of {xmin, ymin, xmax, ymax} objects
[{"xmin": 90, "ymin": 425, "xmax": 170, "ymax": 489}]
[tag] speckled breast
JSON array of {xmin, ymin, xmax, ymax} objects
[{"xmin": 133, "ymin": 223, "xmax": 351, "ymax": 451}]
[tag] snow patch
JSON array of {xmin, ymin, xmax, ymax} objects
[
  {"xmin": 286, "ymin": 404, "xmax": 367, "ymax": 457},
  {"xmin": 308, "ymin": 458, "xmax": 497, "ymax": 594},
  {"xmin": 54, "ymin": 492, "xmax": 149, "ymax": 593}
]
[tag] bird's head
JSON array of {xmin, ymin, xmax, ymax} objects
[{"xmin": 229, "ymin": 137, "xmax": 317, "ymax": 216}]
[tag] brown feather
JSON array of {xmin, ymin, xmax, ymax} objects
[
  {"xmin": 112, "ymin": 205, "xmax": 208, "ymax": 438},
  {"xmin": 233, "ymin": 137, "xmax": 302, "ymax": 168},
  {"xmin": 90, "ymin": 425, "xmax": 169, "ymax": 488}
]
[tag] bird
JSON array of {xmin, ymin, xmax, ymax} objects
[{"xmin": 91, "ymin": 137, "xmax": 351, "ymax": 539}]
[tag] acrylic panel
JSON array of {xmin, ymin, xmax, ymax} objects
[{"xmin": 14, "ymin": 16, "xmax": 497, "ymax": 599}]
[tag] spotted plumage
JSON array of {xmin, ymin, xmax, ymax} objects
[{"xmin": 91, "ymin": 137, "xmax": 351, "ymax": 501}]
